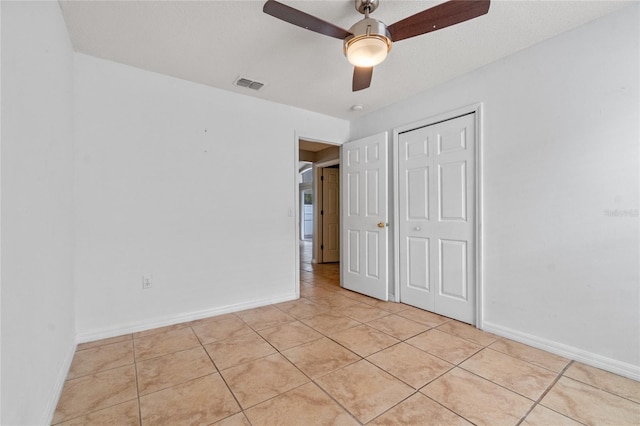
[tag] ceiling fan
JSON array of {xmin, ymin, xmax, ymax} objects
[{"xmin": 263, "ymin": 0, "xmax": 490, "ymax": 91}]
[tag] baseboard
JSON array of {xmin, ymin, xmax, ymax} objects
[
  {"xmin": 482, "ymin": 321, "xmax": 640, "ymax": 381},
  {"xmin": 44, "ymin": 339, "xmax": 77, "ymax": 425},
  {"xmin": 76, "ymin": 292, "xmax": 298, "ymax": 343}
]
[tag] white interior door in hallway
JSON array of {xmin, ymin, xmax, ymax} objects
[
  {"xmin": 341, "ymin": 132, "xmax": 389, "ymax": 300},
  {"xmin": 398, "ymin": 113, "xmax": 477, "ymax": 324}
]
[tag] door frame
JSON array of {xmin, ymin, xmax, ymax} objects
[{"xmin": 392, "ymin": 103, "xmax": 484, "ymax": 327}]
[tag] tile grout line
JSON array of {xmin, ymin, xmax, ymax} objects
[
  {"xmin": 196, "ymin": 330, "xmax": 248, "ymax": 425},
  {"xmin": 134, "ymin": 360, "xmax": 142, "ymax": 426},
  {"xmin": 514, "ymin": 360, "xmax": 576, "ymax": 426},
  {"xmin": 561, "ymin": 372, "xmax": 640, "ymax": 405}
]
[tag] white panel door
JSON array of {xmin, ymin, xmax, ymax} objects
[
  {"xmin": 399, "ymin": 114, "xmax": 476, "ymax": 324},
  {"xmin": 341, "ymin": 132, "xmax": 389, "ymax": 300},
  {"xmin": 322, "ymin": 167, "xmax": 340, "ymax": 263}
]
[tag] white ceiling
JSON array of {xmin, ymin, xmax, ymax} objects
[{"xmin": 58, "ymin": 0, "xmax": 630, "ymax": 120}]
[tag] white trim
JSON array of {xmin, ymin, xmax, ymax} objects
[
  {"xmin": 483, "ymin": 321, "xmax": 640, "ymax": 381},
  {"xmin": 44, "ymin": 340, "xmax": 76, "ymax": 425},
  {"xmin": 392, "ymin": 128, "xmax": 401, "ymax": 302},
  {"xmin": 313, "ymin": 165, "xmax": 323, "ymax": 262},
  {"xmin": 294, "ymin": 132, "xmax": 301, "ymax": 297},
  {"xmin": 391, "ymin": 103, "xmax": 484, "ymax": 325},
  {"xmin": 76, "ymin": 292, "xmax": 297, "ymax": 343}
]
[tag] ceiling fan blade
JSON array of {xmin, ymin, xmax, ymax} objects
[
  {"xmin": 388, "ymin": 0, "xmax": 490, "ymax": 42},
  {"xmin": 263, "ymin": 0, "xmax": 352, "ymax": 40},
  {"xmin": 353, "ymin": 66, "xmax": 373, "ymax": 91}
]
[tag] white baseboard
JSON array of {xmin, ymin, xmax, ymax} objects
[
  {"xmin": 482, "ymin": 321, "xmax": 640, "ymax": 381},
  {"xmin": 44, "ymin": 339, "xmax": 77, "ymax": 425},
  {"xmin": 76, "ymin": 292, "xmax": 298, "ymax": 343}
]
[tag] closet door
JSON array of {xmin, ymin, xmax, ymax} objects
[{"xmin": 398, "ymin": 113, "xmax": 476, "ymax": 324}]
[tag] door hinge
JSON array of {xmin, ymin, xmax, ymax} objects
[
  {"xmin": 321, "ymin": 210, "xmax": 324, "ymax": 215},
  {"xmin": 321, "ymin": 244, "xmax": 324, "ymax": 250},
  {"xmin": 321, "ymin": 175, "xmax": 324, "ymax": 181}
]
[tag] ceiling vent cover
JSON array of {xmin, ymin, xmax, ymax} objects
[{"xmin": 234, "ymin": 77, "xmax": 265, "ymax": 91}]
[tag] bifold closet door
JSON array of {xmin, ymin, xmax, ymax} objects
[{"xmin": 398, "ymin": 113, "xmax": 476, "ymax": 324}]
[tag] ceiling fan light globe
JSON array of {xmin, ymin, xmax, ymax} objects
[{"xmin": 346, "ymin": 36, "xmax": 390, "ymax": 67}]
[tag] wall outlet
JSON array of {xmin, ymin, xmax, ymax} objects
[{"xmin": 142, "ymin": 274, "xmax": 153, "ymax": 289}]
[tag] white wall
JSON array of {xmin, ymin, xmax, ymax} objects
[
  {"xmin": 1, "ymin": 1, "xmax": 76, "ymax": 424},
  {"xmin": 351, "ymin": 4, "xmax": 639, "ymax": 378},
  {"xmin": 74, "ymin": 54, "xmax": 350, "ymax": 339}
]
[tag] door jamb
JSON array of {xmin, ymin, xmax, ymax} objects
[{"xmin": 391, "ymin": 103, "xmax": 484, "ymax": 328}]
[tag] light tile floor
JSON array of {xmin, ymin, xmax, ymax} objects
[{"xmin": 53, "ymin": 242, "xmax": 640, "ymax": 425}]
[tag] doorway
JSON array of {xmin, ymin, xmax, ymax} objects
[{"xmin": 297, "ymin": 139, "xmax": 341, "ymax": 268}]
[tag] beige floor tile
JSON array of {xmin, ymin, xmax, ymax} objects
[
  {"xmin": 282, "ymin": 337, "xmax": 361, "ymax": 379},
  {"xmin": 316, "ymin": 360, "xmax": 414, "ymax": 424},
  {"xmin": 489, "ymin": 339, "xmax": 570, "ymax": 373},
  {"xmin": 340, "ymin": 303, "xmax": 391, "ymax": 323},
  {"xmin": 365, "ymin": 299, "xmax": 411, "ymax": 313},
  {"xmin": 406, "ymin": 329, "xmax": 482, "ymax": 364},
  {"xmin": 212, "ymin": 412, "xmax": 252, "ymax": 426},
  {"xmin": 203, "ymin": 331, "xmax": 276, "ymax": 370},
  {"xmin": 342, "ymin": 291, "xmax": 380, "ymax": 305},
  {"xmin": 330, "ymin": 324, "xmax": 399, "ymax": 357},
  {"xmin": 236, "ymin": 305, "xmax": 296, "ymax": 330},
  {"xmin": 257, "ymin": 320, "xmax": 322, "ymax": 351},
  {"xmin": 136, "ymin": 346, "xmax": 216, "ymax": 395},
  {"xmin": 52, "ymin": 365, "xmax": 138, "ymax": 424},
  {"xmin": 369, "ymin": 393, "xmax": 472, "ymax": 426},
  {"xmin": 301, "ymin": 311, "xmax": 361, "ymax": 335},
  {"xmin": 421, "ymin": 367, "xmax": 533, "ymax": 426},
  {"xmin": 244, "ymin": 382, "xmax": 359, "ymax": 426},
  {"xmin": 396, "ymin": 307, "xmax": 450, "ymax": 328},
  {"xmin": 521, "ymin": 405, "xmax": 582, "ymax": 426},
  {"xmin": 140, "ymin": 373, "xmax": 240, "ymax": 425},
  {"xmin": 76, "ymin": 334, "xmax": 132, "ymax": 351},
  {"xmin": 309, "ymin": 294, "xmax": 361, "ymax": 310},
  {"xmin": 301, "ymin": 286, "xmax": 335, "ymax": 299},
  {"xmin": 367, "ymin": 342, "xmax": 454, "ymax": 389},
  {"xmin": 460, "ymin": 348, "xmax": 559, "ymax": 400},
  {"xmin": 132, "ymin": 321, "xmax": 193, "ymax": 339},
  {"xmin": 133, "ymin": 326, "xmax": 200, "ymax": 361},
  {"xmin": 564, "ymin": 362, "xmax": 640, "ymax": 403},
  {"xmin": 221, "ymin": 353, "xmax": 309, "ymax": 409},
  {"xmin": 541, "ymin": 376, "xmax": 640, "ymax": 425},
  {"xmin": 191, "ymin": 314, "xmax": 254, "ymax": 344},
  {"xmin": 56, "ymin": 399, "xmax": 140, "ymax": 426},
  {"xmin": 67, "ymin": 340, "xmax": 134, "ymax": 379},
  {"xmin": 436, "ymin": 321, "xmax": 499, "ymax": 346},
  {"xmin": 274, "ymin": 299, "xmax": 329, "ymax": 319},
  {"xmin": 367, "ymin": 314, "xmax": 429, "ymax": 340}
]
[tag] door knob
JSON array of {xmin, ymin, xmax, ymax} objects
[
  {"xmin": 377, "ymin": 222, "xmax": 386, "ymax": 228},
  {"xmin": 415, "ymin": 226, "xmax": 421, "ymax": 231}
]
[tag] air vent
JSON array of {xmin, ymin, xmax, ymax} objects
[{"xmin": 234, "ymin": 77, "xmax": 265, "ymax": 91}]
